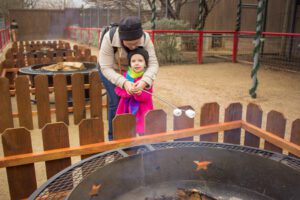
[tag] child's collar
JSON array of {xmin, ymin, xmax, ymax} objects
[{"xmin": 127, "ymin": 67, "xmax": 144, "ymax": 78}]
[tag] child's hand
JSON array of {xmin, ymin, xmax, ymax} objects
[{"xmin": 133, "ymin": 80, "xmax": 147, "ymax": 94}]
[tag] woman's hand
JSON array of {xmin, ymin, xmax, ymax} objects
[
  {"xmin": 123, "ymin": 81, "xmax": 135, "ymax": 95},
  {"xmin": 132, "ymin": 80, "xmax": 147, "ymax": 95}
]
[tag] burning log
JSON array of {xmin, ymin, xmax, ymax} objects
[
  {"xmin": 176, "ymin": 188, "xmax": 217, "ymax": 200},
  {"xmin": 145, "ymin": 188, "xmax": 217, "ymax": 200},
  {"xmin": 41, "ymin": 62, "xmax": 85, "ymax": 71}
]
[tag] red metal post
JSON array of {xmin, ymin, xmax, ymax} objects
[
  {"xmin": 7, "ymin": 28, "xmax": 10, "ymax": 42},
  {"xmin": 4, "ymin": 29, "xmax": 6, "ymax": 46},
  {"xmin": 151, "ymin": 31, "xmax": 155, "ymax": 43},
  {"xmin": 98, "ymin": 29, "xmax": 101, "ymax": 48},
  {"xmin": 232, "ymin": 31, "xmax": 238, "ymax": 63},
  {"xmin": 0, "ymin": 30, "xmax": 3, "ymax": 52},
  {"xmin": 68, "ymin": 28, "xmax": 71, "ymax": 40},
  {"xmin": 80, "ymin": 29, "xmax": 82, "ymax": 43},
  {"xmin": 88, "ymin": 29, "xmax": 91, "ymax": 46},
  {"xmin": 198, "ymin": 31, "xmax": 203, "ymax": 64}
]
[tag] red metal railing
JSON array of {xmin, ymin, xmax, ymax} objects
[
  {"xmin": 65, "ymin": 27, "xmax": 300, "ymax": 67},
  {"xmin": 239, "ymin": 31, "xmax": 300, "ymax": 37},
  {"xmin": 65, "ymin": 27, "xmax": 236, "ymax": 64},
  {"xmin": 67, "ymin": 27, "xmax": 101, "ymax": 48},
  {"xmin": 0, "ymin": 27, "xmax": 10, "ymax": 52}
]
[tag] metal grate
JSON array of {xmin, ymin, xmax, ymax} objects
[
  {"xmin": 281, "ymin": 156, "xmax": 300, "ymax": 171},
  {"xmin": 30, "ymin": 142, "xmax": 300, "ymax": 199},
  {"xmin": 152, "ymin": 142, "xmax": 300, "ymax": 170},
  {"xmin": 33, "ymin": 151, "xmax": 124, "ymax": 200},
  {"xmin": 152, "ymin": 142, "xmax": 274, "ymax": 158}
]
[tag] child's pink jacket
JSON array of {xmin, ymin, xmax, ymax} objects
[{"xmin": 114, "ymin": 75, "xmax": 153, "ymax": 134}]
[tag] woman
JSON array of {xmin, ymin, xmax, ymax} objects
[{"xmin": 98, "ymin": 16, "xmax": 159, "ymax": 140}]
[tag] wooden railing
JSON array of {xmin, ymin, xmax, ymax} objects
[
  {"xmin": 0, "ymin": 71, "xmax": 103, "ymax": 133},
  {"xmin": 0, "ymin": 102, "xmax": 299, "ymax": 199},
  {"xmin": 0, "ymin": 27, "xmax": 10, "ymax": 52}
]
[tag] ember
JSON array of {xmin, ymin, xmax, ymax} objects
[{"xmin": 145, "ymin": 188, "xmax": 217, "ymax": 200}]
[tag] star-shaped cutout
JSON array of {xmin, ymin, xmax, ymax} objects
[
  {"xmin": 193, "ymin": 161, "xmax": 212, "ymax": 171},
  {"xmin": 89, "ymin": 184, "xmax": 101, "ymax": 196}
]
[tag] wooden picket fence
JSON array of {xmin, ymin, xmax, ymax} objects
[
  {"xmin": 0, "ymin": 71, "xmax": 300, "ymax": 199},
  {"xmin": 0, "ymin": 71, "xmax": 103, "ymax": 133}
]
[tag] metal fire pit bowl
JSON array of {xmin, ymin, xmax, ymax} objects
[
  {"xmin": 19, "ymin": 62, "xmax": 98, "ymax": 76},
  {"xmin": 19, "ymin": 62, "xmax": 97, "ymax": 102},
  {"xmin": 29, "ymin": 142, "xmax": 300, "ymax": 200}
]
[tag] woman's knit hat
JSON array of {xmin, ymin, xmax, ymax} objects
[
  {"xmin": 127, "ymin": 47, "xmax": 149, "ymax": 66},
  {"xmin": 119, "ymin": 16, "xmax": 143, "ymax": 41}
]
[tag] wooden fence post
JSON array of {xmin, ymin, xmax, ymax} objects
[
  {"xmin": 224, "ymin": 103, "xmax": 242, "ymax": 144},
  {"xmin": 145, "ymin": 109, "xmax": 167, "ymax": 135},
  {"xmin": 290, "ymin": 119, "xmax": 300, "ymax": 158},
  {"xmin": 72, "ymin": 73, "xmax": 86, "ymax": 124},
  {"xmin": 245, "ymin": 103, "xmax": 262, "ymax": 148},
  {"xmin": 79, "ymin": 118, "xmax": 104, "ymax": 160},
  {"xmin": 174, "ymin": 105, "xmax": 194, "ymax": 141},
  {"xmin": 0, "ymin": 77, "xmax": 13, "ymax": 132},
  {"xmin": 113, "ymin": 114, "xmax": 136, "ymax": 140},
  {"xmin": 2, "ymin": 128, "xmax": 37, "ymax": 200},
  {"xmin": 89, "ymin": 71, "xmax": 102, "ymax": 119},
  {"xmin": 53, "ymin": 74, "xmax": 69, "ymax": 124},
  {"xmin": 15, "ymin": 76, "xmax": 34, "ymax": 130},
  {"xmin": 113, "ymin": 114, "xmax": 136, "ymax": 155},
  {"xmin": 265, "ymin": 110, "xmax": 286, "ymax": 153},
  {"xmin": 42, "ymin": 122, "xmax": 71, "ymax": 179},
  {"xmin": 35, "ymin": 75, "xmax": 51, "ymax": 128},
  {"xmin": 200, "ymin": 102, "xmax": 219, "ymax": 142}
]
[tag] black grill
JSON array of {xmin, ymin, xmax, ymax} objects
[{"xmin": 29, "ymin": 142, "xmax": 300, "ymax": 200}]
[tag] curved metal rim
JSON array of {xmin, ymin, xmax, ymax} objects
[{"xmin": 28, "ymin": 141, "xmax": 300, "ymax": 199}]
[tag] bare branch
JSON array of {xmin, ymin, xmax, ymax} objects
[{"xmin": 24, "ymin": 0, "xmax": 39, "ymax": 8}]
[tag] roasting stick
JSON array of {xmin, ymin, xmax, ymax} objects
[
  {"xmin": 142, "ymin": 89, "xmax": 196, "ymax": 118},
  {"xmin": 142, "ymin": 89, "xmax": 178, "ymax": 109}
]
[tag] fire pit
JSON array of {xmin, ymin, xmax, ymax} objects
[
  {"xmin": 19, "ymin": 62, "xmax": 98, "ymax": 77},
  {"xmin": 29, "ymin": 142, "xmax": 300, "ymax": 200},
  {"xmin": 19, "ymin": 62, "xmax": 98, "ymax": 103}
]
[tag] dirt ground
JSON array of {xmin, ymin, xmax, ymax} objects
[{"xmin": 1, "ymin": 44, "xmax": 300, "ymax": 199}]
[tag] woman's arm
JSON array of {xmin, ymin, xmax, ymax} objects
[{"xmin": 99, "ymin": 31, "xmax": 127, "ymax": 88}]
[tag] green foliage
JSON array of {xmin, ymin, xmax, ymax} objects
[
  {"xmin": 71, "ymin": 29, "xmax": 99, "ymax": 47},
  {"xmin": 90, "ymin": 30, "xmax": 99, "ymax": 47},
  {"xmin": 143, "ymin": 18, "xmax": 189, "ymax": 30},
  {"xmin": 143, "ymin": 19, "xmax": 190, "ymax": 64}
]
